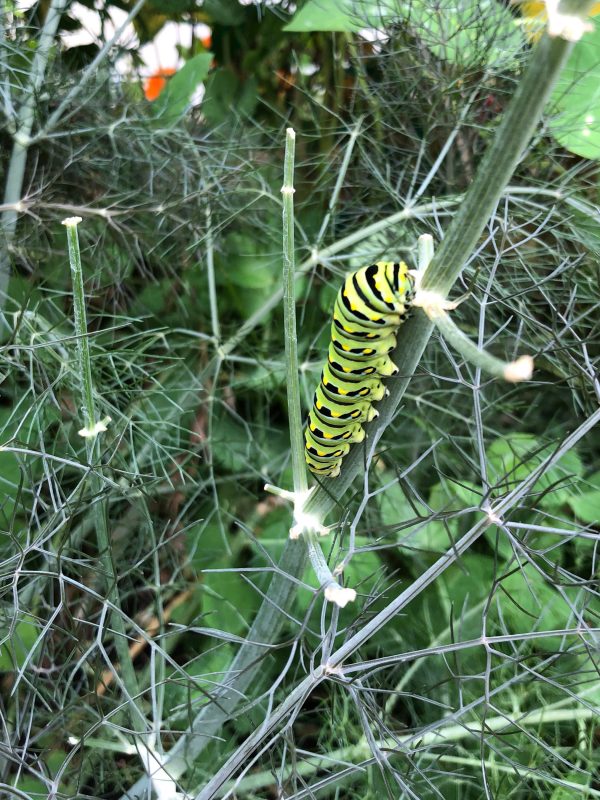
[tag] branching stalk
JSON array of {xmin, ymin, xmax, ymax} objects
[
  {"xmin": 0, "ymin": 0, "xmax": 147, "ymax": 315},
  {"xmin": 193, "ymin": 406, "xmax": 600, "ymax": 798},
  {"xmin": 0, "ymin": 0, "xmax": 67, "ymax": 309}
]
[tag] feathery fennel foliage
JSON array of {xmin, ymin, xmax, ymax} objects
[{"xmin": 0, "ymin": 2, "xmax": 599, "ymax": 799}]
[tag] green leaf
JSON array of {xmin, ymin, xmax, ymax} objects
[
  {"xmin": 284, "ymin": 0, "xmax": 365, "ymax": 32},
  {"xmin": 152, "ymin": 53, "xmax": 213, "ymax": 125},
  {"xmin": 284, "ymin": 0, "xmax": 523, "ymax": 68},
  {"xmin": 567, "ymin": 470, "xmax": 600, "ymax": 525},
  {"xmin": 378, "ymin": 479, "xmax": 452, "ymax": 553},
  {"xmin": 202, "ymin": 571, "xmax": 260, "ymax": 637},
  {"xmin": 210, "ymin": 409, "xmax": 252, "ymax": 473},
  {"xmin": 0, "ymin": 618, "xmax": 39, "ymax": 671},
  {"xmin": 409, "ymin": 0, "xmax": 523, "ymax": 68},
  {"xmin": 549, "ymin": 24, "xmax": 600, "ymax": 160},
  {"xmin": 222, "ymin": 233, "xmax": 280, "ymax": 291},
  {"xmin": 439, "ymin": 552, "xmax": 496, "ymax": 615},
  {"xmin": 203, "ymin": 69, "xmax": 258, "ymax": 126},
  {"xmin": 487, "ymin": 433, "xmax": 584, "ymax": 512},
  {"xmin": 494, "ymin": 564, "xmax": 573, "ymax": 649},
  {"xmin": 202, "ymin": 0, "xmax": 247, "ymax": 25},
  {"xmin": 285, "ymin": 0, "xmax": 408, "ymax": 33}
]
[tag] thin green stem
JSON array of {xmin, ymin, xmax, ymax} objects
[
  {"xmin": 205, "ymin": 205, "xmax": 220, "ymax": 343},
  {"xmin": 219, "ymin": 706, "xmax": 598, "ymax": 796},
  {"xmin": 63, "ymin": 218, "xmax": 145, "ymax": 736},
  {"xmin": 315, "ymin": 118, "xmax": 363, "ymax": 248},
  {"xmin": 192, "ymin": 406, "xmax": 600, "ymax": 799},
  {"xmin": 282, "ymin": 129, "xmax": 340, "ymax": 603},
  {"xmin": 282, "ymin": 128, "xmax": 307, "ymax": 497}
]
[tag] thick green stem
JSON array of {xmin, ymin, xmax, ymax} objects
[
  {"xmin": 429, "ymin": 308, "xmax": 533, "ymax": 382},
  {"xmin": 421, "ymin": 30, "xmax": 576, "ymax": 294}
]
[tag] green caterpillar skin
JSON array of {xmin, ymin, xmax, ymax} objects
[{"xmin": 305, "ymin": 261, "xmax": 414, "ymax": 478}]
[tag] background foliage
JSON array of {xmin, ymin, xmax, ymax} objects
[{"xmin": 1, "ymin": 1, "xmax": 599, "ymax": 798}]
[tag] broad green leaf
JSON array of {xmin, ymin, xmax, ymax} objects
[
  {"xmin": 340, "ymin": 536, "xmax": 383, "ymax": 596},
  {"xmin": 217, "ymin": 232, "xmax": 281, "ymax": 317},
  {"xmin": 284, "ymin": 0, "xmax": 367, "ymax": 32},
  {"xmin": 319, "ymin": 282, "xmax": 339, "ymax": 316},
  {"xmin": 0, "ymin": 618, "xmax": 39, "ymax": 671},
  {"xmin": 439, "ymin": 552, "xmax": 496, "ymax": 616},
  {"xmin": 210, "ymin": 410, "xmax": 252, "ymax": 473},
  {"xmin": 202, "ymin": 0, "xmax": 247, "ymax": 25},
  {"xmin": 203, "ymin": 69, "xmax": 258, "ymax": 126},
  {"xmin": 378, "ymin": 479, "xmax": 452, "ymax": 552},
  {"xmin": 487, "ymin": 433, "xmax": 584, "ymax": 512},
  {"xmin": 409, "ymin": 0, "xmax": 523, "ymax": 68},
  {"xmin": 202, "ymin": 572, "xmax": 260, "ymax": 637},
  {"xmin": 152, "ymin": 53, "xmax": 213, "ymax": 124},
  {"xmin": 222, "ymin": 233, "xmax": 280, "ymax": 291},
  {"xmin": 549, "ymin": 24, "xmax": 600, "ymax": 160},
  {"xmin": 285, "ymin": 0, "xmax": 523, "ymax": 68},
  {"xmin": 494, "ymin": 564, "xmax": 579, "ymax": 649},
  {"xmin": 567, "ymin": 470, "xmax": 600, "ymax": 525},
  {"xmin": 163, "ymin": 646, "xmax": 235, "ymax": 729}
]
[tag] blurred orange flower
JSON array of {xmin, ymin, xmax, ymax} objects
[
  {"xmin": 201, "ymin": 32, "xmax": 212, "ymax": 49},
  {"xmin": 143, "ymin": 67, "xmax": 177, "ymax": 101}
]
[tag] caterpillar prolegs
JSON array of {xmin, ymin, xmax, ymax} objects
[{"xmin": 305, "ymin": 261, "xmax": 415, "ymax": 478}]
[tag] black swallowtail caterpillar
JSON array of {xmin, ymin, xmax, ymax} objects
[{"xmin": 305, "ymin": 261, "xmax": 415, "ymax": 478}]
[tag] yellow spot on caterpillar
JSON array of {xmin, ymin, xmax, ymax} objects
[
  {"xmin": 339, "ymin": 388, "xmax": 347, "ymax": 395},
  {"xmin": 342, "ymin": 345, "xmax": 350, "ymax": 351},
  {"xmin": 332, "ymin": 412, "xmax": 340, "ymax": 417},
  {"xmin": 324, "ymin": 432, "xmax": 332, "ymax": 439}
]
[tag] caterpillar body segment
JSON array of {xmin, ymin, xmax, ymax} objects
[
  {"xmin": 313, "ymin": 385, "xmax": 379, "ymax": 423},
  {"xmin": 307, "ymin": 419, "xmax": 366, "ymax": 445},
  {"xmin": 306, "ymin": 260, "xmax": 414, "ymax": 478},
  {"xmin": 330, "ymin": 327, "xmax": 397, "ymax": 358},
  {"xmin": 327, "ymin": 342, "xmax": 398, "ymax": 379},
  {"xmin": 321, "ymin": 363, "xmax": 387, "ymax": 401}
]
